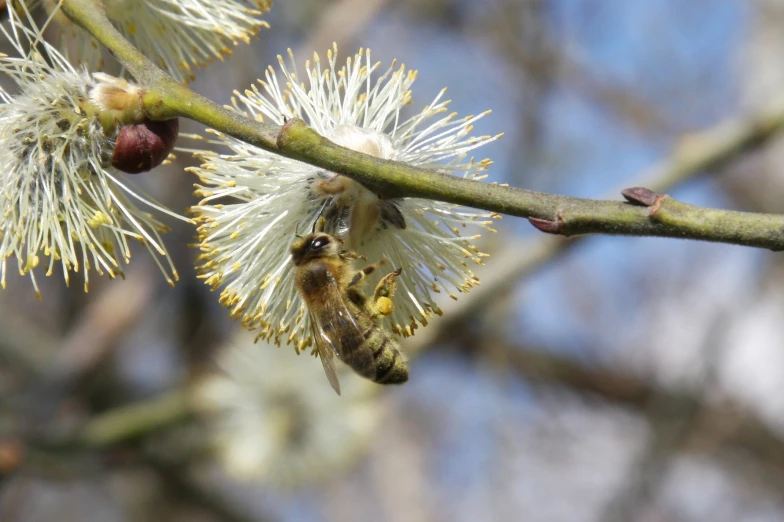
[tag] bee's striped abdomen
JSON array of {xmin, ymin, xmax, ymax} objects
[
  {"xmin": 338, "ymin": 327, "xmax": 377, "ymax": 379},
  {"xmin": 369, "ymin": 334, "xmax": 408, "ymax": 384}
]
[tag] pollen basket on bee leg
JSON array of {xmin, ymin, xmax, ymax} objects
[{"xmin": 376, "ymin": 296, "xmax": 394, "ymax": 316}]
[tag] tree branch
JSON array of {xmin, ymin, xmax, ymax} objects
[
  {"xmin": 529, "ymin": 184, "xmax": 784, "ymax": 251},
  {"xmin": 60, "ymin": 0, "xmax": 784, "ymax": 250},
  {"xmin": 77, "ymin": 390, "xmax": 193, "ymax": 448},
  {"xmin": 407, "ymin": 97, "xmax": 784, "ymax": 357},
  {"xmin": 59, "ymin": 0, "xmax": 280, "ymax": 148}
]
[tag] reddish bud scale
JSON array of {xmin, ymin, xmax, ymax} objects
[
  {"xmin": 621, "ymin": 187, "xmax": 659, "ymax": 207},
  {"xmin": 112, "ymin": 118, "xmax": 179, "ymax": 174}
]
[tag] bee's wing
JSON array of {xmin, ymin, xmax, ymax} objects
[
  {"xmin": 311, "ymin": 319, "xmax": 341, "ymax": 396},
  {"xmin": 309, "ymin": 274, "xmax": 374, "ymax": 395}
]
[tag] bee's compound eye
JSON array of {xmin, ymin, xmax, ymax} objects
[{"xmin": 312, "ymin": 237, "xmax": 329, "ymax": 250}]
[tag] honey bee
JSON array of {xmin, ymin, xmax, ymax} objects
[{"xmin": 290, "ymin": 220, "xmax": 408, "ymax": 395}]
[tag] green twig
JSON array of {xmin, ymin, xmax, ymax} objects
[{"xmin": 60, "ymin": 0, "xmax": 784, "ymax": 251}]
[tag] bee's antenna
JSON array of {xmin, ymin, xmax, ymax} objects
[
  {"xmin": 294, "ymin": 221, "xmax": 303, "ymax": 238},
  {"xmin": 312, "ymin": 199, "xmax": 330, "ymax": 233}
]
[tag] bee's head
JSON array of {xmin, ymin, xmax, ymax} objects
[{"xmin": 290, "ymin": 232, "xmax": 342, "ymax": 265}]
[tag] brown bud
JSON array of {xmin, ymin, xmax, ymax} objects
[
  {"xmin": 529, "ymin": 216, "xmax": 564, "ymax": 235},
  {"xmin": 112, "ymin": 118, "xmax": 179, "ymax": 174},
  {"xmin": 621, "ymin": 187, "xmax": 659, "ymax": 207}
]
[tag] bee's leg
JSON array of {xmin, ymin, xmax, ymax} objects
[
  {"xmin": 369, "ymin": 268, "xmax": 402, "ymax": 318},
  {"xmin": 340, "ymin": 249, "xmax": 367, "ymax": 264},
  {"xmin": 348, "ymin": 259, "xmax": 389, "ymax": 288}
]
